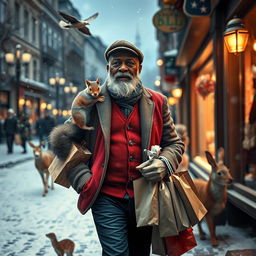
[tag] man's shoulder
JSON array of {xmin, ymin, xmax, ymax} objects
[{"xmin": 143, "ymin": 87, "xmax": 165, "ymax": 102}]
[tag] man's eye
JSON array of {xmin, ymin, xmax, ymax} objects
[
  {"xmin": 112, "ymin": 61, "xmax": 120, "ymax": 67},
  {"xmin": 126, "ymin": 61, "xmax": 135, "ymax": 67}
]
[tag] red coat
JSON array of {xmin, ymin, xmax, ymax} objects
[{"xmin": 77, "ymin": 85, "xmax": 184, "ymax": 214}]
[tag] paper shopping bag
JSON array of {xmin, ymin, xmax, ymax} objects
[
  {"xmin": 172, "ymin": 173, "xmax": 207, "ymax": 226},
  {"xmin": 49, "ymin": 143, "xmax": 91, "ymax": 188},
  {"xmin": 165, "ymin": 177, "xmax": 191, "ymax": 232},
  {"xmin": 164, "ymin": 227, "xmax": 197, "ymax": 256},
  {"xmin": 133, "ymin": 177, "xmax": 159, "ymax": 227},
  {"xmin": 158, "ymin": 179, "xmax": 179, "ymax": 237},
  {"xmin": 14, "ymin": 133, "xmax": 22, "ymax": 145}
]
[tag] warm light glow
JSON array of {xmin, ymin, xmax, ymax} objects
[
  {"xmin": 64, "ymin": 86, "xmax": 70, "ymax": 93},
  {"xmin": 22, "ymin": 53, "xmax": 32, "ymax": 63},
  {"xmin": 171, "ymin": 88, "xmax": 182, "ymax": 98},
  {"xmin": 168, "ymin": 97, "xmax": 177, "ymax": 105},
  {"xmin": 59, "ymin": 78, "xmax": 66, "ymax": 85},
  {"xmin": 41, "ymin": 102, "xmax": 47, "ymax": 109},
  {"xmin": 5, "ymin": 53, "xmax": 14, "ymax": 63},
  {"xmin": 47, "ymin": 104, "xmax": 52, "ymax": 110},
  {"xmin": 253, "ymin": 41, "xmax": 256, "ymax": 52},
  {"xmin": 224, "ymin": 29, "xmax": 249, "ymax": 54},
  {"xmin": 71, "ymin": 86, "xmax": 78, "ymax": 94},
  {"xmin": 52, "ymin": 109, "xmax": 58, "ymax": 115},
  {"xmin": 163, "ymin": 0, "xmax": 176, "ymax": 5},
  {"xmin": 68, "ymin": 110, "xmax": 71, "ymax": 116},
  {"xmin": 26, "ymin": 100, "xmax": 31, "ymax": 107},
  {"xmin": 155, "ymin": 80, "xmax": 161, "ymax": 87},
  {"xmin": 62, "ymin": 110, "xmax": 68, "ymax": 116},
  {"xmin": 19, "ymin": 98, "xmax": 25, "ymax": 106},
  {"xmin": 156, "ymin": 59, "xmax": 164, "ymax": 66},
  {"xmin": 49, "ymin": 78, "xmax": 56, "ymax": 85}
]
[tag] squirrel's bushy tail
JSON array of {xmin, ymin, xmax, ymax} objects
[{"xmin": 49, "ymin": 123, "xmax": 87, "ymax": 160}]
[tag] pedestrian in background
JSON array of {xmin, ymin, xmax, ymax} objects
[
  {"xmin": 3, "ymin": 108, "xmax": 18, "ymax": 154},
  {"xmin": 35, "ymin": 115, "xmax": 45, "ymax": 143},
  {"xmin": 18, "ymin": 113, "xmax": 31, "ymax": 154},
  {"xmin": 43, "ymin": 110, "xmax": 55, "ymax": 149}
]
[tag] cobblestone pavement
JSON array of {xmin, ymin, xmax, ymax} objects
[{"xmin": 0, "ymin": 157, "xmax": 255, "ymax": 255}]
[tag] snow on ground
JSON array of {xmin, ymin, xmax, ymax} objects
[
  {"xmin": 0, "ymin": 160, "xmax": 101, "ymax": 256},
  {"xmin": 0, "ymin": 159, "xmax": 255, "ymax": 256}
]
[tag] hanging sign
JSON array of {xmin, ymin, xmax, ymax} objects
[
  {"xmin": 183, "ymin": 0, "xmax": 211, "ymax": 17},
  {"xmin": 153, "ymin": 8, "xmax": 186, "ymax": 33}
]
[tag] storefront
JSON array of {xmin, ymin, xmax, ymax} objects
[{"xmin": 175, "ymin": 0, "xmax": 256, "ymax": 225}]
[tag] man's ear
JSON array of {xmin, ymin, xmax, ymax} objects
[{"xmin": 139, "ymin": 64, "xmax": 142, "ymax": 74}]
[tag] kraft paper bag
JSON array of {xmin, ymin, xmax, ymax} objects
[
  {"xmin": 158, "ymin": 180, "xmax": 179, "ymax": 237},
  {"xmin": 152, "ymin": 226, "xmax": 167, "ymax": 256},
  {"xmin": 165, "ymin": 177, "xmax": 191, "ymax": 232},
  {"xmin": 172, "ymin": 173, "xmax": 207, "ymax": 226},
  {"xmin": 14, "ymin": 133, "xmax": 22, "ymax": 145},
  {"xmin": 133, "ymin": 177, "xmax": 159, "ymax": 227},
  {"xmin": 49, "ymin": 143, "xmax": 91, "ymax": 188}
]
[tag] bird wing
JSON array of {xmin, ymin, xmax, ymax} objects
[
  {"xmin": 78, "ymin": 27, "xmax": 91, "ymax": 36},
  {"xmin": 59, "ymin": 11, "xmax": 79, "ymax": 24},
  {"xmin": 59, "ymin": 20, "xmax": 70, "ymax": 28},
  {"xmin": 83, "ymin": 12, "xmax": 99, "ymax": 22}
]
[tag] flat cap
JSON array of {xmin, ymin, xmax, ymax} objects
[{"xmin": 105, "ymin": 40, "xmax": 144, "ymax": 63}]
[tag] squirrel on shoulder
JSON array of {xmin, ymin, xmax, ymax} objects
[
  {"xmin": 71, "ymin": 78, "xmax": 105, "ymax": 130},
  {"xmin": 49, "ymin": 78, "xmax": 104, "ymax": 160}
]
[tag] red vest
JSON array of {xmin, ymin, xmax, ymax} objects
[
  {"xmin": 101, "ymin": 101, "xmax": 142, "ymax": 198},
  {"xmin": 78, "ymin": 89, "xmax": 165, "ymax": 214}
]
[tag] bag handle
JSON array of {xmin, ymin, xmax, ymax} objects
[{"xmin": 159, "ymin": 155, "xmax": 174, "ymax": 175}]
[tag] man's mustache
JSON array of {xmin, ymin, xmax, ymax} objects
[{"xmin": 114, "ymin": 72, "xmax": 133, "ymax": 80}]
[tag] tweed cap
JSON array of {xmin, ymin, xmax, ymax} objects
[{"xmin": 105, "ymin": 40, "xmax": 144, "ymax": 63}]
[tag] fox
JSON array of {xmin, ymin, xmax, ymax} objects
[
  {"xmin": 193, "ymin": 148, "xmax": 233, "ymax": 246},
  {"xmin": 71, "ymin": 78, "xmax": 105, "ymax": 130}
]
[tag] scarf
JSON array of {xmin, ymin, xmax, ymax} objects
[{"xmin": 108, "ymin": 82, "xmax": 143, "ymax": 117}]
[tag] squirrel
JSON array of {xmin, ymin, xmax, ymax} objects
[{"xmin": 71, "ymin": 78, "xmax": 105, "ymax": 130}]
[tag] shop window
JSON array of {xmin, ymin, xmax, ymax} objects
[
  {"xmin": 193, "ymin": 59, "xmax": 215, "ymax": 164},
  {"xmin": 243, "ymin": 7, "xmax": 256, "ymax": 189}
]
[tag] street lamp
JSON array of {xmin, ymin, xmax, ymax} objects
[
  {"xmin": 5, "ymin": 44, "xmax": 32, "ymax": 115},
  {"xmin": 224, "ymin": 17, "xmax": 249, "ymax": 55},
  {"xmin": 49, "ymin": 73, "xmax": 65, "ymax": 115},
  {"xmin": 64, "ymin": 82, "xmax": 78, "ymax": 94}
]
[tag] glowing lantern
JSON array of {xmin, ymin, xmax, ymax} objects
[
  {"xmin": 224, "ymin": 17, "xmax": 249, "ymax": 55},
  {"xmin": 171, "ymin": 88, "xmax": 182, "ymax": 98},
  {"xmin": 168, "ymin": 97, "xmax": 177, "ymax": 105}
]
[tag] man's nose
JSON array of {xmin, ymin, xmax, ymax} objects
[{"xmin": 119, "ymin": 63, "xmax": 128, "ymax": 72}]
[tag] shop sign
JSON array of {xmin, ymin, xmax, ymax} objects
[{"xmin": 153, "ymin": 8, "xmax": 186, "ymax": 33}]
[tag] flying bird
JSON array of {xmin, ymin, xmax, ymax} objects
[{"xmin": 58, "ymin": 11, "xmax": 98, "ymax": 36}]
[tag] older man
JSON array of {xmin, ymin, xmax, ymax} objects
[{"xmin": 63, "ymin": 40, "xmax": 184, "ymax": 256}]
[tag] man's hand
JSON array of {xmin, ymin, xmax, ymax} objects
[{"xmin": 136, "ymin": 159, "xmax": 167, "ymax": 182}]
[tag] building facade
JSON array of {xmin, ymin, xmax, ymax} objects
[{"xmin": 156, "ymin": 0, "xmax": 256, "ymax": 227}]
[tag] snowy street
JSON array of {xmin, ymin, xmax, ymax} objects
[
  {"xmin": 0, "ymin": 159, "xmax": 101, "ymax": 256},
  {"xmin": 0, "ymin": 157, "xmax": 255, "ymax": 256}
]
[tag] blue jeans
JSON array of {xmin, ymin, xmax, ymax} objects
[{"xmin": 91, "ymin": 193, "xmax": 152, "ymax": 256}]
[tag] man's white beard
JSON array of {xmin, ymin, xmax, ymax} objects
[{"xmin": 106, "ymin": 72, "xmax": 141, "ymax": 98}]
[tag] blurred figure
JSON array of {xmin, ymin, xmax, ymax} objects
[
  {"xmin": 18, "ymin": 113, "xmax": 31, "ymax": 154},
  {"xmin": 0, "ymin": 116, "xmax": 4, "ymax": 143},
  {"xmin": 3, "ymin": 108, "xmax": 18, "ymax": 154},
  {"xmin": 175, "ymin": 124, "xmax": 190, "ymax": 172},
  {"xmin": 36, "ymin": 115, "xmax": 45, "ymax": 143},
  {"xmin": 42, "ymin": 110, "xmax": 55, "ymax": 149}
]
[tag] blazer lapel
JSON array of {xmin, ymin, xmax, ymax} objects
[
  {"xmin": 140, "ymin": 88, "xmax": 155, "ymax": 161},
  {"xmin": 96, "ymin": 84, "xmax": 111, "ymax": 156}
]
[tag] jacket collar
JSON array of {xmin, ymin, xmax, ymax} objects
[{"xmin": 96, "ymin": 84, "xmax": 154, "ymax": 161}]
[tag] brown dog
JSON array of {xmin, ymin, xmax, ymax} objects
[{"xmin": 193, "ymin": 148, "xmax": 233, "ymax": 246}]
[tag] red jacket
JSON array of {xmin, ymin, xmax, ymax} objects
[{"xmin": 77, "ymin": 86, "xmax": 184, "ymax": 214}]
